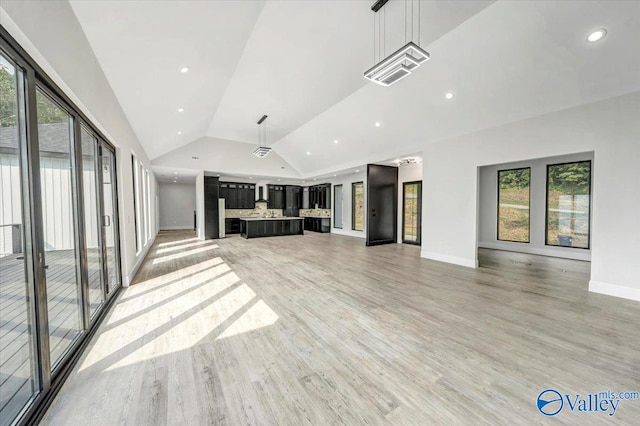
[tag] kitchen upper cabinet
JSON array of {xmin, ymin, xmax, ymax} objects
[
  {"xmin": 307, "ymin": 184, "xmax": 331, "ymax": 209},
  {"xmin": 268, "ymin": 185, "xmax": 285, "ymax": 209},
  {"xmin": 220, "ymin": 182, "xmax": 255, "ymax": 209}
]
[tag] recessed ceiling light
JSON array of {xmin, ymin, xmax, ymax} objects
[
  {"xmin": 174, "ymin": 172, "xmax": 178, "ymax": 174},
  {"xmin": 217, "ymin": 174, "xmax": 220, "ymax": 177},
  {"xmin": 249, "ymin": 177, "xmax": 253, "ymax": 179},
  {"xmin": 302, "ymin": 180, "xmax": 306, "ymax": 183},
  {"xmin": 313, "ymin": 178, "xmax": 317, "ymax": 181},
  {"xmin": 587, "ymin": 29, "xmax": 606, "ymax": 43},
  {"xmin": 177, "ymin": 131, "xmax": 183, "ymax": 135},
  {"xmin": 178, "ymin": 108, "xmax": 184, "ymax": 112},
  {"xmin": 306, "ymin": 152, "xmax": 311, "ymax": 155},
  {"xmin": 355, "ymin": 169, "xmax": 360, "ymax": 172},
  {"xmin": 375, "ymin": 122, "xmax": 381, "ymax": 127},
  {"xmin": 180, "ymin": 67, "xmax": 189, "ymax": 73},
  {"xmin": 333, "ymin": 174, "xmax": 337, "ymax": 177},
  {"xmin": 445, "ymin": 92, "xmax": 455, "ymax": 100},
  {"xmin": 277, "ymin": 179, "xmax": 281, "ymax": 181},
  {"xmin": 334, "ymin": 139, "xmax": 339, "ymax": 144}
]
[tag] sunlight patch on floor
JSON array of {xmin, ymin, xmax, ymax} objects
[
  {"xmin": 156, "ymin": 237, "xmax": 199, "ymax": 248},
  {"xmin": 100, "ymin": 278, "xmax": 253, "ymax": 372},
  {"xmin": 155, "ymin": 239, "xmax": 211, "ymax": 255},
  {"xmin": 152, "ymin": 245, "xmax": 219, "ymax": 265},
  {"xmin": 216, "ymin": 299, "xmax": 279, "ymax": 340}
]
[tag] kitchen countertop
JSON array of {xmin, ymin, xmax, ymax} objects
[
  {"xmin": 239, "ymin": 217, "xmax": 304, "ymax": 221},
  {"xmin": 302, "ymin": 216, "xmax": 331, "ymax": 219}
]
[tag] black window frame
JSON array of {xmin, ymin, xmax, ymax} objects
[
  {"xmin": 496, "ymin": 167, "xmax": 531, "ymax": 244},
  {"xmin": 351, "ymin": 181, "xmax": 364, "ymax": 231},
  {"xmin": 402, "ymin": 181, "xmax": 422, "ymax": 245},
  {"xmin": 545, "ymin": 160, "xmax": 592, "ymax": 250}
]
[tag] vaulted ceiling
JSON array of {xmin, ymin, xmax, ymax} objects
[{"xmin": 69, "ymin": 0, "xmax": 640, "ymax": 181}]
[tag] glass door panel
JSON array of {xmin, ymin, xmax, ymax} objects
[
  {"xmin": 36, "ymin": 88, "xmax": 83, "ymax": 369},
  {"xmin": 80, "ymin": 128, "xmax": 104, "ymax": 317},
  {"xmin": 0, "ymin": 52, "xmax": 40, "ymax": 426},
  {"xmin": 101, "ymin": 146, "xmax": 120, "ymax": 295}
]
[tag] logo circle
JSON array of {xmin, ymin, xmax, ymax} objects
[{"xmin": 537, "ymin": 389, "xmax": 563, "ymax": 416}]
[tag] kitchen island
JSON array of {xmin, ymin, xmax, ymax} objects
[{"xmin": 239, "ymin": 217, "xmax": 304, "ymax": 239}]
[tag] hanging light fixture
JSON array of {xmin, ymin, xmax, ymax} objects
[
  {"xmin": 252, "ymin": 114, "xmax": 272, "ymax": 157},
  {"xmin": 364, "ymin": 0, "xmax": 429, "ymax": 86}
]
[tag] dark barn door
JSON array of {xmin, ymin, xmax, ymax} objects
[{"xmin": 366, "ymin": 164, "xmax": 398, "ymax": 246}]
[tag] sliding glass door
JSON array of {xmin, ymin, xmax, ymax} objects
[
  {"xmin": 0, "ymin": 51, "xmax": 40, "ymax": 426},
  {"xmin": 36, "ymin": 87, "xmax": 84, "ymax": 370},
  {"xmin": 1, "ymin": 33, "xmax": 123, "ymax": 426},
  {"xmin": 101, "ymin": 145, "xmax": 120, "ymax": 296},
  {"xmin": 80, "ymin": 127, "xmax": 105, "ymax": 317}
]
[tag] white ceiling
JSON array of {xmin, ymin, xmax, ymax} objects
[
  {"xmin": 69, "ymin": 0, "xmax": 266, "ymax": 159},
  {"xmin": 70, "ymin": 0, "xmax": 640, "ymax": 179}
]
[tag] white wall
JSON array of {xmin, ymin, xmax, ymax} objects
[
  {"xmin": 159, "ymin": 182, "xmax": 196, "ymax": 230},
  {"xmin": 397, "ymin": 162, "xmax": 423, "ymax": 244},
  {"xmin": 478, "ymin": 152, "xmax": 593, "ymax": 261},
  {"xmin": 1, "ymin": 1, "xmax": 158, "ymax": 285},
  {"xmin": 422, "ymin": 91, "xmax": 640, "ymax": 301},
  {"xmin": 329, "ymin": 171, "xmax": 367, "ymax": 239}
]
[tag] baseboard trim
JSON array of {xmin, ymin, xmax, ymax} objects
[
  {"xmin": 421, "ymin": 251, "xmax": 477, "ymax": 269},
  {"xmin": 589, "ymin": 280, "xmax": 640, "ymax": 302},
  {"xmin": 478, "ymin": 242, "xmax": 591, "ymax": 261},
  {"xmin": 125, "ymin": 232, "xmax": 157, "ymax": 287},
  {"xmin": 160, "ymin": 225, "xmax": 194, "ymax": 231},
  {"xmin": 331, "ymin": 228, "xmax": 366, "ymax": 239}
]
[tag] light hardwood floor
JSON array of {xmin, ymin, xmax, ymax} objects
[{"xmin": 41, "ymin": 231, "xmax": 640, "ymax": 425}]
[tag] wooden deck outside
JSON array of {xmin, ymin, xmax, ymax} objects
[{"xmin": 0, "ymin": 248, "xmax": 103, "ymax": 423}]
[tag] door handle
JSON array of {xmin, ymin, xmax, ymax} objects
[{"xmin": 104, "ymin": 215, "xmax": 111, "ymax": 227}]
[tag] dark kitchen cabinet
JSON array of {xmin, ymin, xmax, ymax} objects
[
  {"xmin": 225, "ymin": 218, "xmax": 241, "ymax": 234},
  {"xmin": 220, "ymin": 182, "xmax": 255, "ymax": 209},
  {"xmin": 268, "ymin": 185, "xmax": 285, "ymax": 209},
  {"xmin": 307, "ymin": 183, "xmax": 331, "ymax": 209},
  {"xmin": 204, "ymin": 176, "xmax": 219, "ymax": 239},
  {"xmin": 284, "ymin": 185, "xmax": 302, "ymax": 217},
  {"xmin": 303, "ymin": 217, "xmax": 331, "ymax": 233}
]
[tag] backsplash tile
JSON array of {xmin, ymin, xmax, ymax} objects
[
  {"xmin": 300, "ymin": 209, "xmax": 331, "ymax": 217},
  {"xmin": 225, "ymin": 206, "xmax": 283, "ymax": 218}
]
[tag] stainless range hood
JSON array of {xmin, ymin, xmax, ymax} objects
[{"xmin": 256, "ymin": 186, "xmax": 268, "ymax": 203}]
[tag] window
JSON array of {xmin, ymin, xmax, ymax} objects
[
  {"xmin": 403, "ymin": 181, "xmax": 422, "ymax": 244},
  {"xmin": 546, "ymin": 161, "xmax": 591, "ymax": 249},
  {"xmin": 334, "ymin": 185, "xmax": 343, "ymax": 228},
  {"xmin": 131, "ymin": 154, "xmax": 139, "ymax": 252},
  {"xmin": 352, "ymin": 182, "xmax": 364, "ymax": 231},
  {"xmin": 497, "ymin": 168, "xmax": 530, "ymax": 243},
  {"xmin": 145, "ymin": 168, "xmax": 151, "ymax": 239},
  {"xmin": 141, "ymin": 165, "xmax": 148, "ymax": 244}
]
